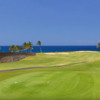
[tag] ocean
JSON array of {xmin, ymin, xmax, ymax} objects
[{"xmin": 0, "ymin": 46, "xmax": 99, "ymax": 53}]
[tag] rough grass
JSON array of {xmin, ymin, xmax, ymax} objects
[
  {"xmin": 0, "ymin": 52, "xmax": 100, "ymax": 100},
  {"xmin": 0, "ymin": 51, "xmax": 100, "ymax": 70}
]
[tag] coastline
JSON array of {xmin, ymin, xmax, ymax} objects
[{"xmin": 0, "ymin": 46, "xmax": 99, "ymax": 53}]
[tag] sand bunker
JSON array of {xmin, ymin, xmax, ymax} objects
[
  {"xmin": 45, "ymin": 53, "xmax": 56, "ymax": 55},
  {"xmin": 57, "ymin": 53, "xmax": 70, "ymax": 55},
  {"xmin": 78, "ymin": 51, "xmax": 95, "ymax": 52},
  {"xmin": 45, "ymin": 53, "xmax": 70, "ymax": 55}
]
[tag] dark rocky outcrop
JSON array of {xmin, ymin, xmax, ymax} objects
[{"xmin": 0, "ymin": 53, "xmax": 36, "ymax": 63}]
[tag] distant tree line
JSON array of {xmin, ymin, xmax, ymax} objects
[{"xmin": 9, "ymin": 41, "xmax": 42, "ymax": 53}]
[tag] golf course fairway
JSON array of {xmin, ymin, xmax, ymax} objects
[{"xmin": 0, "ymin": 51, "xmax": 100, "ymax": 100}]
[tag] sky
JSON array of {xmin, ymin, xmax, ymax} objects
[{"xmin": 0, "ymin": 0, "xmax": 100, "ymax": 46}]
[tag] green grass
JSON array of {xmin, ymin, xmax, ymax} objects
[
  {"xmin": 0, "ymin": 51, "xmax": 100, "ymax": 100},
  {"xmin": 0, "ymin": 51, "xmax": 100, "ymax": 70}
]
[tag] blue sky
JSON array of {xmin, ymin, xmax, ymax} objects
[{"xmin": 0, "ymin": 0, "xmax": 100, "ymax": 46}]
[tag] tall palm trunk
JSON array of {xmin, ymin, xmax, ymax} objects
[{"xmin": 40, "ymin": 45, "xmax": 42, "ymax": 53}]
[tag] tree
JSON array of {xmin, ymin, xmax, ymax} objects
[
  {"xmin": 9, "ymin": 42, "xmax": 33, "ymax": 53},
  {"xmin": 18, "ymin": 46, "xmax": 23, "ymax": 51},
  {"xmin": 23, "ymin": 42, "xmax": 29, "ymax": 52},
  {"xmin": 15, "ymin": 45, "xmax": 22, "ymax": 52},
  {"xmin": 0, "ymin": 46, "xmax": 1, "ymax": 50},
  {"xmin": 23, "ymin": 42, "xmax": 27, "ymax": 50},
  {"xmin": 97, "ymin": 43, "xmax": 100, "ymax": 48},
  {"xmin": 28, "ymin": 41, "xmax": 33, "ymax": 52},
  {"xmin": 37, "ymin": 41, "xmax": 42, "ymax": 52},
  {"xmin": 9, "ymin": 45, "xmax": 16, "ymax": 53},
  {"xmin": 23, "ymin": 42, "xmax": 33, "ymax": 52}
]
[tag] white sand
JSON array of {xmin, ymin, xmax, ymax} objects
[
  {"xmin": 45, "ymin": 53, "xmax": 56, "ymax": 55},
  {"xmin": 45, "ymin": 52, "xmax": 70, "ymax": 55},
  {"xmin": 56, "ymin": 53, "xmax": 70, "ymax": 55},
  {"xmin": 78, "ymin": 51, "xmax": 95, "ymax": 52}
]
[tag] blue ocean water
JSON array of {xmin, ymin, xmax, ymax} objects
[{"xmin": 0, "ymin": 46, "xmax": 99, "ymax": 53}]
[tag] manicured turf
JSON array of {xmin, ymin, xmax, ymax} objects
[
  {"xmin": 0, "ymin": 51, "xmax": 100, "ymax": 70},
  {"xmin": 0, "ymin": 51, "xmax": 100, "ymax": 100}
]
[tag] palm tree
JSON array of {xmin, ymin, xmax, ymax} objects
[
  {"xmin": 97, "ymin": 43, "xmax": 100, "ymax": 48},
  {"xmin": 37, "ymin": 41, "xmax": 42, "ymax": 52},
  {"xmin": 28, "ymin": 41, "xmax": 33, "ymax": 52},
  {"xmin": 15, "ymin": 45, "xmax": 22, "ymax": 52},
  {"xmin": 23, "ymin": 42, "xmax": 27, "ymax": 50},
  {"xmin": 9, "ymin": 45, "xmax": 16, "ymax": 53},
  {"xmin": 23, "ymin": 42, "xmax": 33, "ymax": 52},
  {"xmin": 0, "ymin": 46, "xmax": 1, "ymax": 51},
  {"xmin": 18, "ymin": 46, "xmax": 23, "ymax": 52},
  {"xmin": 23, "ymin": 42, "xmax": 29, "ymax": 52}
]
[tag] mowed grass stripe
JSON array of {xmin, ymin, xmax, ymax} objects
[{"xmin": 0, "ymin": 70, "xmax": 95, "ymax": 100}]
